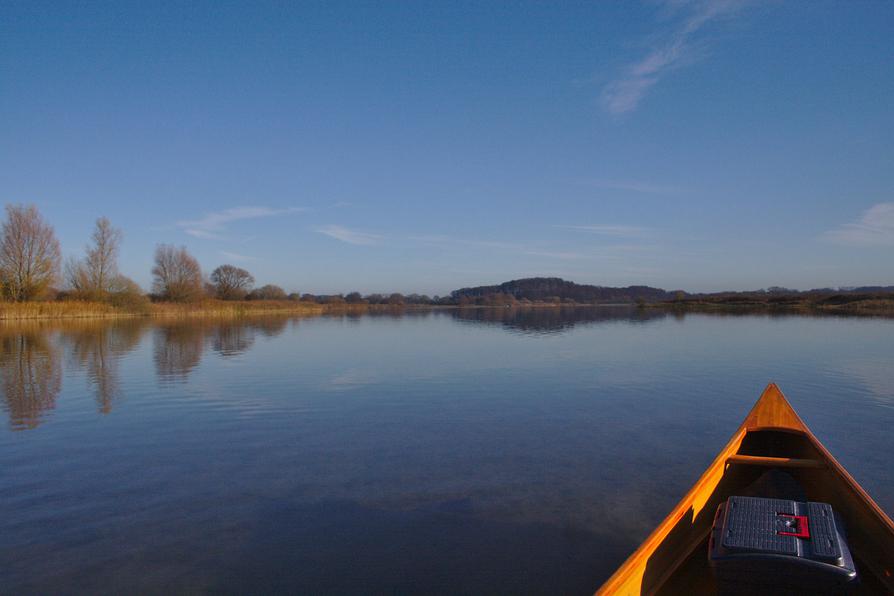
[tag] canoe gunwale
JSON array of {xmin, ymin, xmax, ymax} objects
[
  {"xmin": 595, "ymin": 425, "xmax": 747, "ymax": 594},
  {"xmin": 595, "ymin": 383, "xmax": 894, "ymax": 595}
]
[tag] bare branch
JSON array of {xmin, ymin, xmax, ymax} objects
[
  {"xmin": 210, "ymin": 264, "xmax": 255, "ymax": 300},
  {"xmin": 0, "ymin": 204, "xmax": 61, "ymax": 301},
  {"xmin": 151, "ymin": 244, "xmax": 203, "ymax": 302}
]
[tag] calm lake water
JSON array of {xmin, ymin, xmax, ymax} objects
[{"xmin": 2, "ymin": 308, "xmax": 893, "ymax": 594}]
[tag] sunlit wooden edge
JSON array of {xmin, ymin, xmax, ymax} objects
[
  {"xmin": 593, "ymin": 382, "xmax": 894, "ymax": 595},
  {"xmin": 593, "ymin": 426, "xmax": 747, "ymax": 594}
]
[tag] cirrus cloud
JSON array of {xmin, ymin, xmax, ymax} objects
[
  {"xmin": 602, "ymin": 0, "xmax": 750, "ymax": 115},
  {"xmin": 177, "ymin": 206, "xmax": 305, "ymax": 239},
  {"xmin": 317, "ymin": 225, "xmax": 383, "ymax": 246},
  {"xmin": 219, "ymin": 250, "xmax": 257, "ymax": 263},
  {"xmin": 825, "ymin": 203, "xmax": 894, "ymax": 247}
]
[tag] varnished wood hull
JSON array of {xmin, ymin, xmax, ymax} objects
[{"xmin": 596, "ymin": 383, "xmax": 894, "ymax": 595}]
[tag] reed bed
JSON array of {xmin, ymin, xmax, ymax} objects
[
  {"xmin": 649, "ymin": 296, "xmax": 894, "ymax": 317},
  {"xmin": 816, "ymin": 299, "xmax": 894, "ymax": 315},
  {"xmin": 150, "ymin": 300, "xmax": 325, "ymax": 318},
  {"xmin": 0, "ymin": 299, "xmax": 326, "ymax": 321},
  {"xmin": 0, "ymin": 301, "xmax": 128, "ymax": 320}
]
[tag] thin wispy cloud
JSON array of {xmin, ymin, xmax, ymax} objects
[
  {"xmin": 556, "ymin": 224, "xmax": 651, "ymax": 238},
  {"xmin": 180, "ymin": 228, "xmax": 218, "ymax": 240},
  {"xmin": 825, "ymin": 203, "xmax": 894, "ymax": 247},
  {"xmin": 177, "ymin": 206, "xmax": 305, "ymax": 239},
  {"xmin": 317, "ymin": 225, "xmax": 383, "ymax": 246},
  {"xmin": 602, "ymin": 0, "xmax": 748, "ymax": 115},
  {"xmin": 219, "ymin": 250, "xmax": 257, "ymax": 263}
]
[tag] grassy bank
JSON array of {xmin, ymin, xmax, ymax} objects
[
  {"xmin": 0, "ymin": 299, "xmax": 327, "ymax": 321},
  {"xmin": 647, "ymin": 294, "xmax": 894, "ymax": 317}
]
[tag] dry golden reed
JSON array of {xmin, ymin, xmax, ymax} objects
[{"xmin": 0, "ymin": 299, "xmax": 325, "ymax": 321}]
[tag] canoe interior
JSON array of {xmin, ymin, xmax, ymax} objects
[
  {"xmin": 654, "ymin": 430, "xmax": 892, "ymax": 594},
  {"xmin": 597, "ymin": 384, "xmax": 894, "ymax": 595}
]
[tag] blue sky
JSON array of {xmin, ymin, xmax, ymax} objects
[{"xmin": 1, "ymin": 1, "xmax": 892, "ymax": 295}]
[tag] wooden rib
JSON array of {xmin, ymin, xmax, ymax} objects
[{"xmin": 726, "ymin": 454, "xmax": 824, "ymax": 469}]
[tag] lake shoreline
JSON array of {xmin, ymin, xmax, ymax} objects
[
  {"xmin": 643, "ymin": 297, "xmax": 894, "ymax": 317},
  {"xmin": 0, "ymin": 301, "xmax": 645, "ymax": 321},
  {"xmin": 2, "ymin": 298, "xmax": 893, "ymax": 321}
]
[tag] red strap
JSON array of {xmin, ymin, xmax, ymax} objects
[{"xmin": 778, "ymin": 514, "xmax": 810, "ymax": 539}]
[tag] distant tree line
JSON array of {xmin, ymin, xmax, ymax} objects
[
  {"xmin": 448, "ymin": 278, "xmax": 894, "ymax": 306},
  {"xmin": 0, "ymin": 203, "xmax": 452, "ymax": 306},
  {"xmin": 2, "ymin": 204, "xmax": 892, "ymax": 307}
]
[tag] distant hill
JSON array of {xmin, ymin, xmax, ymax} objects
[
  {"xmin": 450, "ymin": 277, "xmax": 677, "ymax": 304},
  {"xmin": 446, "ymin": 277, "xmax": 894, "ymax": 308},
  {"xmin": 840, "ymin": 286, "xmax": 894, "ymax": 294}
]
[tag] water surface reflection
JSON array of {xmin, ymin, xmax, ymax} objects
[
  {"xmin": 1, "ymin": 308, "xmax": 893, "ymax": 594},
  {"xmin": 0, "ymin": 326, "xmax": 62, "ymax": 430},
  {"xmin": 62, "ymin": 320, "xmax": 148, "ymax": 413},
  {"xmin": 153, "ymin": 317, "xmax": 292, "ymax": 382},
  {"xmin": 450, "ymin": 305, "xmax": 672, "ymax": 334},
  {"xmin": 1, "ymin": 316, "xmax": 295, "ymax": 426}
]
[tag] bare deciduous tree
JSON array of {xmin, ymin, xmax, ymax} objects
[
  {"xmin": 86, "ymin": 217, "xmax": 122, "ymax": 295},
  {"xmin": 151, "ymin": 244, "xmax": 203, "ymax": 302},
  {"xmin": 66, "ymin": 217, "xmax": 125, "ymax": 300},
  {"xmin": 0, "ymin": 204, "xmax": 61, "ymax": 301},
  {"xmin": 210, "ymin": 264, "xmax": 254, "ymax": 300},
  {"xmin": 64, "ymin": 256, "xmax": 91, "ymax": 295}
]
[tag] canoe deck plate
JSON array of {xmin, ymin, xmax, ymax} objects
[{"xmin": 721, "ymin": 496, "xmax": 841, "ymax": 560}]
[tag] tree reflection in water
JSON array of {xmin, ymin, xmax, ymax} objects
[
  {"xmin": 0, "ymin": 326, "xmax": 62, "ymax": 430},
  {"xmin": 153, "ymin": 322, "xmax": 207, "ymax": 382},
  {"xmin": 62, "ymin": 320, "xmax": 148, "ymax": 414},
  {"xmin": 1, "ymin": 316, "xmax": 298, "ymax": 427},
  {"xmin": 209, "ymin": 318, "xmax": 288, "ymax": 357},
  {"xmin": 252, "ymin": 316, "xmax": 289, "ymax": 339},
  {"xmin": 212, "ymin": 321, "xmax": 256, "ymax": 357},
  {"xmin": 156, "ymin": 317, "xmax": 292, "ymax": 380}
]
